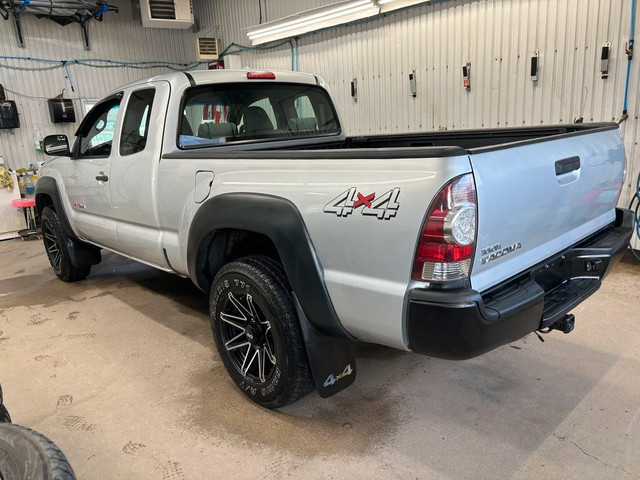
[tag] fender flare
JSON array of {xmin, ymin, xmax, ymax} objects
[
  {"xmin": 187, "ymin": 193, "xmax": 351, "ymax": 339},
  {"xmin": 35, "ymin": 176, "xmax": 78, "ymax": 241},
  {"xmin": 35, "ymin": 176, "xmax": 101, "ymax": 267}
]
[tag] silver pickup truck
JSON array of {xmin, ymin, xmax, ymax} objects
[{"xmin": 36, "ymin": 70, "xmax": 634, "ymax": 408}]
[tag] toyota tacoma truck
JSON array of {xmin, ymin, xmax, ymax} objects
[{"xmin": 36, "ymin": 69, "xmax": 634, "ymax": 408}]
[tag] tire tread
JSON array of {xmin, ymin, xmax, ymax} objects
[
  {"xmin": 211, "ymin": 255, "xmax": 314, "ymax": 408},
  {"xmin": 0, "ymin": 423, "xmax": 76, "ymax": 479},
  {"xmin": 41, "ymin": 207, "xmax": 91, "ymax": 282}
]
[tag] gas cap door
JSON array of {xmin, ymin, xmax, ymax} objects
[{"xmin": 194, "ymin": 170, "xmax": 215, "ymax": 204}]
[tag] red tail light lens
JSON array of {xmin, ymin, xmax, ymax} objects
[
  {"xmin": 412, "ymin": 174, "xmax": 477, "ymax": 282},
  {"xmin": 247, "ymin": 71, "xmax": 276, "ymax": 79}
]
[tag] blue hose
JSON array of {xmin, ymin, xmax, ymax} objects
[
  {"xmin": 623, "ymin": 0, "xmax": 636, "ymax": 115},
  {"xmin": 62, "ymin": 64, "xmax": 75, "ymax": 92}
]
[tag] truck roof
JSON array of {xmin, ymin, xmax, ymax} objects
[{"xmin": 108, "ymin": 69, "xmax": 322, "ymax": 96}]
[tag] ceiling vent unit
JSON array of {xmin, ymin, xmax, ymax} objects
[
  {"xmin": 140, "ymin": 0, "xmax": 194, "ymax": 29},
  {"xmin": 196, "ymin": 38, "xmax": 220, "ymax": 60}
]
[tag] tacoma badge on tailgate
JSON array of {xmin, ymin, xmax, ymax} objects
[{"xmin": 480, "ymin": 242, "xmax": 522, "ymax": 265}]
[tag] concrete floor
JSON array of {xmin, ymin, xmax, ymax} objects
[{"xmin": 0, "ymin": 238, "xmax": 639, "ymax": 480}]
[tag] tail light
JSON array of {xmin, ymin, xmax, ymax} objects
[{"xmin": 412, "ymin": 174, "xmax": 477, "ymax": 282}]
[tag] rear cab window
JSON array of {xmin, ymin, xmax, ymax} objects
[{"xmin": 178, "ymin": 83, "xmax": 340, "ymax": 148}]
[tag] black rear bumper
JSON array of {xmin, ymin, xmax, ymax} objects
[{"xmin": 407, "ymin": 208, "xmax": 635, "ymax": 360}]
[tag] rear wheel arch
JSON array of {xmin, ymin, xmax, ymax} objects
[
  {"xmin": 187, "ymin": 193, "xmax": 350, "ymax": 338},
  {"xmin": 199, "ymin": 228, "xmax": 281, "ymax": 288}
]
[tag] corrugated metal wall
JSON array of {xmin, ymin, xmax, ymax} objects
[
  {"xmin": 194, "ymin": 0, "xmax": 640, "ymax": 248},
  {"xmin": 0, "ymin": 0, "xmax": 198, "ymax": 170}
]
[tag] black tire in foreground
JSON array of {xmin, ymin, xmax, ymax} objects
[
  {"xmin": 41, "ymin": 207, "xmax": 91, "ymax": 282},
  {"xmin": 210, "ymin": 256, "xmax": 315, "ymax": 408},
  {"xmin": 0, "ymin": 405, "xmax": 10, "ymax": 424},
  {"xmin": 0, "ymin": 423, "xmax": 76, "ymax": 480},
  {"xmin": 0, "ymin": 384, "xmax": 8, "ymax": 424}
]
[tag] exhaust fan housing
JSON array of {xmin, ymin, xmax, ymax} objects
[
  {"xmin": 197, "ymin": 38, "xmax": 220, "ymax": 61},
  {"xmin": 140, "ymin": 0, "xmax": 194, "ymax": 29}
]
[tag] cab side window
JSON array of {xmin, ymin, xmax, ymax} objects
[
  {"xmin": 120, "ymin": 89, "xmax": 155, "ymax": 156},
  {"xmin": 79, "ymin": 99, "xmax": 121, "ymax": 158}
]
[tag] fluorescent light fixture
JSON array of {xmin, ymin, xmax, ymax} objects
[
  {"xmin": 246, "ymin": 0, "xmax": 380, "ymax": 45},
  {"xmin": 245, "ymin": 0, "xmax": 429, "ymax": 46},
  {"xmin": 379, "ymin": 0, "xmax": 430, "ymax": 13}
]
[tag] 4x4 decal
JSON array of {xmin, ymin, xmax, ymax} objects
[{"xmin": 323, "ymin": 187, "xmax": 400, "ymax": 220}]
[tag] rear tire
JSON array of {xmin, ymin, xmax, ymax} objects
[
  {"xmin": 41, "ymin": 207, "xmax": 91, "ymax": 282},
  {"xmin": 210, "ymin": 256, "xmax": 314, "ymax": 408},
  {"xmin": 0, "ymin": 423, "xmax": 76, "ymax": 480}
]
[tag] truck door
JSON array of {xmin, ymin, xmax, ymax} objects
[
  {"xmin": 110, "ymin": 81, "xmax": 171, "ymax": 268},
  {"xmin": 64, "ymin": 94, "xmax": 121, "ymax": 249}
]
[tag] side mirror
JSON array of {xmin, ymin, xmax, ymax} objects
[{"xmin": 43, "ymin": 134, "xmax": 70, "ymax": 157}]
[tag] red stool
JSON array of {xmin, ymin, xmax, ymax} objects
[{"xmin": 11, "ymin": 198, "xmax": 40, "ymax": 239}]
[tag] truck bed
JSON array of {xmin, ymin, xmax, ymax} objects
[
  {"xmin": 166, "ymin": 123, "xmax": 618, "ymax": 159},
  {"xmin": 341, "ymin": 123, "xmax": 616, "ymax": 151}
]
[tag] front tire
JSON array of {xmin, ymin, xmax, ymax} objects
[
  {"xmin": 41, "ymin": 207, "xmax": 91, "ymax": 282},
  {"xmin": 210, "ymin": 256, "xmax": 314, "ymax": 408}
]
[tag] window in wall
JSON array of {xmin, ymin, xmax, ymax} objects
[
  {"xmin": 120, "ymin": 89, "xmax": 155, "ymax": 156},
  {"xmin": 82, "ymin": 99, "xmax": 98, "ymax": 115}
]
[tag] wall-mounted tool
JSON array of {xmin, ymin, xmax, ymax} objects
[
  {"xmin": 409, "ymin": 70, "xmax": 417, "ymax": 97},
  {"xmin": 47, "ymin": 89, "xmax": 76, "ymax": 123},
  {"xmin": 48, "ymin": 99, "xmax": 76, "ymax": 123},
  {"xmin": 1, "ymin": 1, "xmax": 119, "ymax": 50},
  {"xmin": 531, "ymin": 51, "xmax": 539, "ymax": 86},
  {"xmin": 462, "ymin": 63, "xmax": 471, "ymax": 90},
  {"xmin": 0, "ymin": 101, "xmax": 19, "ymax": 129},
  {"xmin": 0, "ymin": 85, "xmax": 19, "ymax": 130},
  {"xmin": 601, "ymin": 42, "xmax": 611, "ymax": 79},
  {"xmin": 350, "ymin": 78, "xmax": 358, "ymax": 102}
]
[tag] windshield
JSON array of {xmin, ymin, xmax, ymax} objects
[{"xmin": 178, "ymin": 82, "xmax": 340, "ymax": 148}]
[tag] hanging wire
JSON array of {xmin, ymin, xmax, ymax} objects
[
  {"xmin": 0, "ymin": 55, "xmax": 206, "ymax": 70},
  {"xmin": 0, "ymin": 62, "xmax": 60, "ymax": 71},
  {"xmin": 2, "ymin": 86, "xmax": 89, "ymax": 102},
  {"xmin": 218, "ymin": 39, "xmax": 293, "ymax": 57}
]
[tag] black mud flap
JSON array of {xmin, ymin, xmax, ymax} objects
[
  {"xmin": 64, "ymin": 237, "xmax": 101, "ymax": 267},
  {"xmin": 293, "ymin": 295, "xmax": 356, "ymax": 398}
]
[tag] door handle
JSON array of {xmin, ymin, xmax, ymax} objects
[
  {"xmin": 95, "ymin": 173, "xmax": 109, "ymax": 182},
  {"xmin": 555, "ymin": 156, "xmax": 580, "ymax": 175}
]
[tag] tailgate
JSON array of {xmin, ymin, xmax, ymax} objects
[{"xmin": 469, "ymin": 125, "xmax": 625, "ymax": 293}]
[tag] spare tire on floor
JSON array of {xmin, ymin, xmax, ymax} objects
[{"xmin": 0, "ymin": 423, "xmax": 76, "ymax": 480}]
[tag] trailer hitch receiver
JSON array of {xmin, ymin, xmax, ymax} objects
[{"xmin": 549, "ymin": 314, "xmax": 575, "ymax": 334}]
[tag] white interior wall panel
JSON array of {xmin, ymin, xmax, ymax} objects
[
  {"xmin": 195, "ymin": 0, "xmax": 640, "ymax": 247},
  {"xmin": 0, "ymin": 0, "xmax": 197, "ymax": 170}
]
